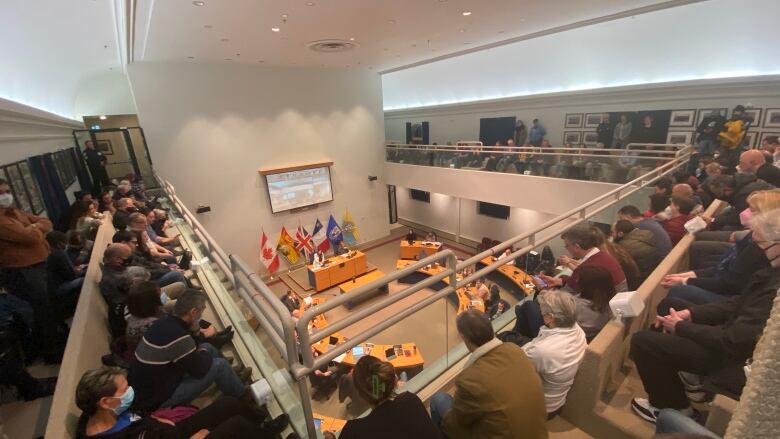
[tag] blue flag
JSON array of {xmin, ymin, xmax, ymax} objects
[{"xmin": 326, "ymin": 214, "xmax": 343, "ymax": 249}]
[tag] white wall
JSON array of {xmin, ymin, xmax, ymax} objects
[
  {"xmin": 127, "ymin": 62, "xmax": 388, "ymax": 271},
  {"xmin": 384, "ymin": 76, "xmax": 780, "ymax": 147},
  {"xmin": 74, "ymin": 72, "xmax": 137, "ymax": 118},
  {"xmin": 382, "ymin": 0, "xmax": 780, "ymax": 110}
]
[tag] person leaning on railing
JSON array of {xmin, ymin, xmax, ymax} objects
[
  {"xmin": 338, "ymin": 355, "xmax": 439, "ymax": 439},
  {"xmin": 630, "ymin": 207, "xmax": 780, "ymax": 424}
]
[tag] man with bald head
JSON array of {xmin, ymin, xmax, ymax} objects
[
  {"xmin": 99, "ymin": 243, "xmax": 133, "ymax": 304},
  {"xmin": 739, "ymin": 149, "xmax": 780, "ymax": 187}
]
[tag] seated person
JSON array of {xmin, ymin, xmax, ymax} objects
[
  {"xmin": 334, "ymin": 241, "xmax": 349, "ymax": 256},
  {"xmin": 474, "ymin": 279, "xmax": 490, "ymax": 303},
  {"xmin": 424, "ymin": 231, "xmax": 437, "ymax": 242},
  {"xmin": 144, "ymin": 209, "xmax": 179, "ymax": 247},
  {"xmin": 129, "ymin": 212, "xmax": 176, "ymax": 263},
  {"xmin": 113, "ymin": 230, "xmax": 189, "ymax": 288},
  {"xmin": 309, "ymin": 347, "xmax": 343, "ymax": 401},
  {"xmin": 57, "ymin": 190, "xmax": 93, "ymax": 232},
  {"xmin": 99, "ymin": 244, "xmax": 134, "ymax": 305},
  {"xmin": 66, "ymin": 229, "xmax": 92, "ymax": 266},
  {"xmin": 483, "ymin": 285, "xmax": 509, "ymax": 321},
  {"xmin": 430, "ymin": 310, "xmax": 548, "ymax": 438},
  {"xmin": 571, "ymin": 266, "xmax": 615, "ymax": 340},
  {"xmin": 405, "ymin": 228, "xmax": 416, "ymax": 244},
  {"xmin": 497, "ymin": 248, "xmax": 515, "ymax": 265},
  {"xmin": 75, "ymin": 366, "xmax": 287, "ymax": 438},
  {"xmin": 112, "ymin": 198, "xmax": 135, "ymax": 231},
  {"xmin": 45, "ymin": 231, "xmax": 86, "ymax": 314},
  {"xmin": 280, "ymin": 289, "xmax": 302, "ymax": 313},
  {"xmin": 521, "ymin": 290, "xmax": 587, "ymax": 416},
  {"xmin": 538, "ymin": 225, "xmax": 627, "ymax": 293},
  {"xmin": 129, "ymin": 290, "xmax": 250, "ymax": 410},
  {"xmin": 151, "ymin": 209, "xmax": 172, "ymax": 237},
  {"xmin": 662, "ymin": 196, "xmax": 696, "ymax": 246},
  {"xmin": 70, "ymin": 199, "xmax": 104, "ymax": 239},
  {"xmin": 98, "ymin": 191, "xmax": 116, "ymax": 215},
  {"xmin": 613, "ymin": 220, "xmax": 660, "ymax": 283},
  {"xmin": 706, "ymin": 173, "xmax": 774, "ymax": 231},
  {"xmin": 311, "ymin": 249, "xmax": 326, "ymax": 267},
  {"xmin": 629, "ymin": 209, "xmax": 780, "ymax": 423},
  {"xmin": 591, "ymin": 226, "xmax": 640, "ymax": 291},
  {"xmin": 340, "ymin": 355, "xmax": 440, "ymax": 439},
  {"xmin": 618, "ymin": 204, "xmax": 673, "ymax": 258}
]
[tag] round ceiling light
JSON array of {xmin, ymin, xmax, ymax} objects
[
  {"xmin": 271, "ymin": 27, "xmax": 280, "ymax": 32},
  {"xmin": 192, "ymin": 1, "xmax": 205, "ymax": 6},
  {"xmin": 461, "ymin": 11, "xmax": 472, "ymax": 16},
  {"xmin": 307, "ymin": 39, "xmax": 359, "ymax": 53},
  {"xmin": 99, "ymin": 115, "xmax": 107, "ymax": 120}
]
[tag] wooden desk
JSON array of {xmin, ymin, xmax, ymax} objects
[
  {"xmin": 313, "ymin": 413, "xmax": 347, "ymax": 433},
  {"xmin": 456, "ymin": 286, "xmax": 485, "ymax": 314},
  {"xmin": 299, "ymin": 297, "xmax": 328, "ymax": 330},
  {"xmin": 312, "ymin": 332, "xmax": 348, "ymax": 355},
  {"xmin": 399, "ymin": 240, "xmax": 442, "ymax": 259},
  {"xmin": 395, "ymin": 259, "xmax": 456, "ymax": 282},
  {"xmin": 480, "ymin": 256, "xmax": 535, "ymax": 296},
  {"xmin": 339, "ymin": 270, "xmax": 389, "ymax": 309},
  {"xmin": 341, "ymin": 342, "xmax": 423, "ymax": 369},
  {"xmin": 307, "ymin": 251, "xmax": 368, "ymax": 292}
]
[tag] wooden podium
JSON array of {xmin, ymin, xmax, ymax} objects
[
  {"xmin": 307, "ymin": 251, "xmax": 368, "ymax": 292},
  {"xmin": 399, "ymin": 240, "xmax": 442, "ymax": 259}
]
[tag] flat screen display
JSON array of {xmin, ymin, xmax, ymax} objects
[{"xmin": 265, "ymin": 166, "xmax": 333, "ymax": 213}]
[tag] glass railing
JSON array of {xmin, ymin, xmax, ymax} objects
[
  {"xmin": 385, "ymin": 143, "xmax": 687, "ymax": 184},
  {"xmin": 155, "ymin": 143, "xmax": 692, "ymax": 439}
]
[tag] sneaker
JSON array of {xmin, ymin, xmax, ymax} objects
[
  {"xmin": 260, "ymin": 414, "xmax": 289, "ymax": 435},
  {"xmin": 237, "ymin": 367, "xmax": 253, "ymax": 383},
  {"xmin": 631, "ymin": 397, "xmax": 660, "ymax": 423},
  {"xmin": 678, "ymin": 371, "xmax": 707, "ymax": 403}
]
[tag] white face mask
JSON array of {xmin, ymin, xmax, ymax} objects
[{"xmin": 0, "ymin": 193, "xmax": 13, "ymax": 208}]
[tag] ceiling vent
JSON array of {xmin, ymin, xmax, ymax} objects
[{"xmin": 307, "ymin": 39, "xmax": 358, "ymax": 53}]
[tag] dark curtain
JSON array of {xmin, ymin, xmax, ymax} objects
[
  {"xmin": 405, "ymin": 123, "xmax": 412, "ymax": 144},
  {"xmin": 28, "ymin": 154, "xmax": 69, "ymax": 224},
  {"xmin": 479, "ymin": 116, "xmax": 516, "ymax": 146},
  {"xmin": 422, "ymin": 122, "xmax": 430, "ymax": 144},
  {"xmin": 70, "ymin": 146, "xmax": 93, "ymax": 194}
]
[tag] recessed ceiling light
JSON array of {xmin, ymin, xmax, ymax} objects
[
  {"xmin": 459, "ymin": 28, "xmax": 466, "ymax": 33},
  {"xmin": 461, "ymin": 11, "xmax": 472, "ymax": 16},
  {"xmin": 220, "ymin": 38, "xmax": 229, "ymax": 42},
  {"xmin": 306, "ymin": 1, "xmax": 315, "ymax": 5},
  {"xmin": 204, "ymin": 24, "xmax": 213, "ymax": 29},
  {"xmin": 192, "ymin": 1, "xmax": 205, "ymax": 6},
  {"xmin": 271, "ymin": 27, "xmax": 280, "ymax": 32},
  {"xmin": 99, "ymin": 115, "xmax": 107, "ymax": 120},
  {"xmin": 349, "ymin": 37, "xmax": 355, "ymax": 41}
]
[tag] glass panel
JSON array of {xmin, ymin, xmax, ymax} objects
[
  {"xmin": 127, "ymin": 128, "xmax": 155, "ymax": 187},
  {"xmin": 5, "ymin": 164, "xmax": 32, "ymax": 213},
  {"xmin": 19, "ymin": 161, "xmax": 44, "ymax": 214},
  {"xmin": 94, "ymin": 131, "xmax": 135, "ymax": 181}
]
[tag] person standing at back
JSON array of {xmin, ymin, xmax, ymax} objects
[
  {"xmin": 430, "ymin": 310, "xmax": 548, "ymax": 439},
  {"xmin": 339, "ymin": 355, "xmax": 440, "ymax": 439},
  {"xmin": 84, "ymin": 140, "xmax": 110, "ymax": 192},
  {"xmin": 528, "ymin": 119, "xmax": 546, "ymax": 147}
]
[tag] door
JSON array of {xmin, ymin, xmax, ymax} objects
[{"xmin": 73, "ymin": 127, "xmax": 156, "ymax": 188}]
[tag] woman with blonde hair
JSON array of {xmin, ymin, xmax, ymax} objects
[{"xmin": 339, "ymin": 355, "xmax": 439, "ymax": 439}]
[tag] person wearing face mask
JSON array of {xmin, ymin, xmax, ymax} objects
[
  {"xmin": 113, "ymin": 198, "xmax": 135, "ymax": 231},
  {"xmin": 705, "ymin": 174, "xmax": 773, "ymax": 231},
  {"xmin": 0, "ymin": 178, "xmax": 64, "ymax": 361},
  {"xmin": 76, "ymin": 366, "xmax": 288, "ymax": 439},
  {"xmin": 99, "ymin": 244, "xmax": 135, "ymax": 306},
  {"xmin": 128, "ymin": 290, "xmax": 251, "ymax": 411},
  {"xmin": 629, "ymin": 208, "xmax": 780, "ymax": 424}
]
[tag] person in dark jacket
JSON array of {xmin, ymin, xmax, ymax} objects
[
  {"xmin": 706, "ymin": 173, "xmax": 773, "ymax": 230},
  {"xmin": 112, "ymin": 230, "xmax": 188, "ymax": 288},
  {"xmin": 113, "ymin": 198, "xmax": 135, "ymax": 231},
  {"xmin": 618, "ymin": 205, "xmax": 673, "ymax": 258},
  {"xmin": 84, "ymin": 140, "xmax": 110, "ymax": 193},
  {"xmin": 596, "ymin": 114, "xmax": 613, "ymax": 147},
  {"xmin": 46, "ymin": 231, "xmax": 86, "ymax": 315},
  {"xmin": 128, "ymin": 290, "xmax": 247, "ymax": 411},
  {"xmin": 514, "ymin": 120, "xmax": 528, "ymax": 146},
  {"xmin": 339, "ymin": 355, "xmax": 440, "ymax": 439},
  {"xmin": 629, "ymin": 209, "xmax": 780, "ymax": 423},
  {"xmin": 737, "ymin": 149, "xmax": 780, "ymax": 188},
  {"xmin": 695, "ymin": 113, "xmax": 726, "ymax": 157},
  {"xmin": 613, "ymin": 220, "xmax": 659, "ymax": 282},
  {"xmin": 75, "ymin": 366, "xmax": 287, "ymax": 439}
]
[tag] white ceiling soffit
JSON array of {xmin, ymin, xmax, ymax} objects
[
  {"xmin": 133, "ymin": 0, "xmax": 693, "ymax": 70},
  {"xmin": 0, "ymin": 0, "xmax": 124, "ymax": 120}
]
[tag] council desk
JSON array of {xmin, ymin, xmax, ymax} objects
[
  {"xmin": 307, "ymin": 251, "xmax": 368, "ymax": 292},
  {"xmin": 399, "ymin": 240, "xmax": 442, "ymax": 259}
]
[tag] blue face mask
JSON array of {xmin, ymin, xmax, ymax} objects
[
  {"xmin": 112, "ymin": 386, "xmax": 135, "ymax": 415},
  {"xmin": 160, "ymin": 292, "xmax": 170, "ymax": 305}
]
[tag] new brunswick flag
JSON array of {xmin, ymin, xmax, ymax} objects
[
  {"xmin": 342, "ymin": 209, "xmax": 359, "ymax": 246},
  {"xmin": 276, "ymin": 226, "xmax": 300, "ymax": 264}
]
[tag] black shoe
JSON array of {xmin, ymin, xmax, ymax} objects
[
  {"xmin": 207, "ymin": 331, "xmax": 234, "ymax": 349},
  {"xmin": 260, "ymin": 414, "xmax": 289, "ymax": 435},
  {"xmin": 238, "ymin": 367, "xmax": 253, "ymax": 383},
  {"xmin": 23, "ymin": 377, "xmax": 57, "ymax": 401},
  {"xmin": 217, "ymin": 325, "xmax": 233, "ymax": 337}
]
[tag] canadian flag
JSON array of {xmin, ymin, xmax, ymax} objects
[{"xmin": 260, "ymin": 230, "xmax": 279, "ymax": 274}]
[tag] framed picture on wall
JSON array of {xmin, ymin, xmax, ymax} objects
[
  {"xmin": 742, "ymin": 131, "xmax": 757, "ymax": 149},
  {"xmin": 743, "ymin": 108, "xmax": 762, "ymax": 127},
  {"xmin": 666, "ymin": 131, "xmax": 693, "ymax": 144},
  {"xmin": 669, "ymin": 109, "xmax": 696, "ymax": 127},
  {"xmin": 758, "ymin": 131, "xmax": 780, "ymax": 147},
  {"xmin": 564, "ymin": 113, "xmax": 583, "ymax": 128},
  {"xmin": 696, "ymin": 108, "xmax": 728, "ymax": 126},
  {"xmin": 584, "ymin": 113, "xmax": 602, "ymax": 128},
  {"xmin": 763, "ymin": 109, "xmax": 780, "ymax": 128},
  {"xmin": 582, "ymin": 131, "xmax": 598, "ymax": 146},
  {"xmin": 563, "ymin": 132, "xmax": 581, "ymax": 145},
  {"xmin": 95, "ymin": 139, "xmax": 114, "ymax": 155}
]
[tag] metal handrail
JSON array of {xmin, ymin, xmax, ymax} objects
[
  {"xmin": 386, "ymin": 142, "xmax": 685, "ymax": 156},
  {"xmin": 153, "ymin": 143, "xmax": 693, "ymax": 439}
]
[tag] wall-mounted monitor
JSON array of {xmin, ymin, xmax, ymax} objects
[{"xmin": 260, "ymin": 162, "xmax": 334, "ymax": 214}]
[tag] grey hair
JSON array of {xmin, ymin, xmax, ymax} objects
[
  {"xmin": 124, "ymin": 266, "xmax": 150, "ymax": 283},
  {"xmin": 537, "ymin": 289, "xmax": 578, "ymax": 328},
  {"xmin": 751, "ymin": 208, "xmax": 780, "ymax": 242},
  {"xmin": 172, "ymin": 289, "xmax": 207, "ymax": 317}
]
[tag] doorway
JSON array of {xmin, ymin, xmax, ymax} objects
[{"xmin": 73, "ymin": 126, "xmax": 156, "ymax": 189}]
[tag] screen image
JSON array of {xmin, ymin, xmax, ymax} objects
[{"xmin": 265, "ymin": 166, "xmax": 333, "ymax": 213}]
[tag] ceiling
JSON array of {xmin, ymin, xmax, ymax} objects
[{"xmin": 135, "ymin": 0, "xmax": 692, "ymax": 71}]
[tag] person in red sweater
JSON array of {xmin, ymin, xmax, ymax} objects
[
  {"xmin": 662, "ymin": 196, "xmax": 695, "ymax": 246},
  {"xmin": 539, "ymin": 225, "xmax": 628, "ymax": 292}
]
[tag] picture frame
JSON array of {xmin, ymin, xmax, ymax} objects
[
  {"xmin": 582, "ymin": 131, "xmax": 598, "ymax": 146},
  {"xmin": 758, "ymin": 132, "xmax": 780, "ymax": 147},
  {"xmin": 742, "ymin": 131, "xmax": 757, "ymax": 149},
  {"xmin": 564, "ymin": 113, "xmax": 583, "ymax": 128},
  {"xmin": 95, "ymin": 139, "xmax": 114, "ymax": 155},
  {"xmin": 669, "ymin": 109, "xmax": 696, "ymax": 127},
  {"xmin": 666, "ymin": 131, "xmax": 693, "ymax": 145},
  {"xmin": 743, "ymin": 108, "xmax": 762, "ymax": 127},
  {"xmin": 563, "ymin": 131, "xmax": 581, "ymax": 145},
  {"xmin": 584, "ymin": 113, "xmax": 603, "ymax": 128},
  {"xmin": 696, "ymin": 108, "xmax": 728, "ymax": 127},
  {"xmin": 763, "ymin": 109, "xmax": 780, "ymax": 128},
  {"xmin": 17, "ymin": 160, "xmax": 44, "ymax": 214}
]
